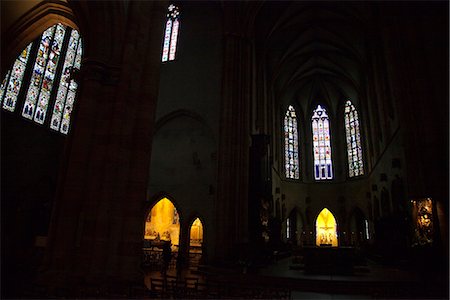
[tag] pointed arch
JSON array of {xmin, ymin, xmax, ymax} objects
[
  {"xmin": 189, "ymin": 217, "xmax": 204, "ymax": 247},
  {"xmin": 311, "ymin": 104, "xmax": 333, "ymax": 180},
  {"xmin": 1, "ymin": 22, "xmax": 83, "ymax": 134},
  {"xmin": 344, "ymin": 100, "xmax": 364, "ymax": 177},
  {"xmin": 288, "ymin": 207, "xmax": 305, "ymax": 245},
  {"xmin": 144, "ymin": 196, "xmax": 181, "ymax": 250},
  {"xmin": 284, "ymin": 105, "xmax": 300, "ymax": 179},
  {"xmin": 315, "ymin": 208, "xmax": 338, "ymax": 247},
  {"xmin": 348, "ymin": 207, "xmax": 368, "ymax": 245}
]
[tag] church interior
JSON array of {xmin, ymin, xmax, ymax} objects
[{"xmin": 1, "ymin": 0, "xmax": 448, "ymax": 298}]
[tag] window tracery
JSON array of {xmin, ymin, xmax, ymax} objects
[
  {"xmin": 344, "ymin": 100, "xmax": 364, "ymax": 177},
  {"xmin": 162, "ymin": 4, "xmax": 180, "ymax": 62},
  {"xmin": 0, "ymin": 23, "xmax": 83, "ymax": 135},
  {"xmin": 312, "ymin": 104, "xmax": 333, "ymax": 180},
  {"xmin": 284, "ymin": 105, "xmax": 299, "ymax": 179}
]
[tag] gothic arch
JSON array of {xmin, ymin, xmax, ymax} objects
[
  {"xmin": 348, "ymin": 206, "xmax": 367, "ymax": 246},
  {"xmin": 288, "ymin": 206, "xmax": 306, "ymax": 245},
  {"xmin": 143, "ymin": 194, "xmax": 182, "ymax": 250},
  {"xmin": 187, "ymin": 214, "xmax": 206, "ymax": 247},
  {"xmin": 315, "ymin": 207, "xmax": 339, "ymax": 247},
  {"xmin": 155, "ymin": 109, "xmax": 216, "ymax": 143},
  {"xmin": 1, "ymin": 1, "xmax": 79, "ymax": 78}
]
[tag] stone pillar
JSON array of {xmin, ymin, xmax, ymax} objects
[
  {"xmin": 215, "ymin": 30, "xmax": 253, "ymax": 262},
  {"xmin": 42, "ymin": 1, "xmax": 166, "ymax": 290}
]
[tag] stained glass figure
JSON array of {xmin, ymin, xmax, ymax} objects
[
  {"xmin": 0, "ymin": 43, "xmax": 32, "ymax": 111},
  {"xmin": 312, "ymin": 104, "xmax": 333, "ymax": 180},
  {"xmin": 2, "ymin": 23, "xmax": 82, "ymax": 134},
  {"xmin": 344, "ymin": 100, "xmax": 364, "ymax": 177},
  {"xmin": 23, "ymin": 25, "xmax": 57, "ymax": 121},
  {"xmin": 33, "ymin": 24, "xmax": 66, "ymax": 124},
  {"xmin": 51, "ymin": 29, "xmax": 83, "ymax": 134},
  {"xmin": 284, "ymin": 105, "xmax": 299, "ymax": 179},
  {"xmin": 162, "ymin": 4, "xmax": 180, "ymax": 62}
]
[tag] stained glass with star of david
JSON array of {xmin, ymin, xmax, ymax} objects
[{"xmin": 312, "ymin": 104, "xmax": 333, "ymax": 180}]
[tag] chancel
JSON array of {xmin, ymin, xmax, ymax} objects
[
  {"xmin": 315, "ymin": 208, "xmax": 338, "ymax": 247},
  {"xmin": 1, "ymin": 1, "xmax": 448, "ymax": 299}
]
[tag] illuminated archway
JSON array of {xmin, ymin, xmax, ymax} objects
[
  {"xmin": 188, "ymin": 217, "xmax": 204, "ymax": 267},
  {"xmin": 144, "ymin": 197, "xmax": 180, "ymax": 250},
  {"xmin": 315, "ymin": 208, "xmax": 338, "ymax": 247},
  {"xmin": 189, "ymin": 218, "xmax": 203, "ymax": 248}
]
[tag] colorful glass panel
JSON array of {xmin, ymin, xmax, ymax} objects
[
  {"xmin": 344, "ymin": 100, "xmax": 364, "ymax": 177},
  {"xmin": 284, "ymin": 105, "xmax": 299, "ymax": 179},
  {"xmin": 34, "ymin": 24, "xmax": 66, "ymax": 124},
  {"xmin": 23, "ymin": 25, "xmax": 56, "ymax": 120},
  {"xmin": 312, "ymin": 104, "xmax": 333, "ymax": 180},
  {"xmin": 161, "ymin": 4, "xmax": 180, "ymax": 62},
  {"xmin": 1, "ymin": 43, "xmax": 32, "ymax": 112},
  {"xmin": 0, "ymin": 70, "xmax": 11, "ymax": 103},
  {"xmin": 60, "ymin": 38, "xmax": 82, "ymax": 134},
  {"xmin": 162, "ymin": 19, "xmax": 172, "ymax": 62},
  {"xmin": 51, "ymin": 29, "xmax": 82, "ymax": 134},
  {"xmin": 2, "ymin": 23, "xmax": 82, "ymax": 134}
]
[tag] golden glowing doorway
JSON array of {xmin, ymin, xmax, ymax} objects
[
  {"xmin": 189, "ymin": 218, "xmax": 203, "ymax": 248},
  {"xmin": 315, "ymin": 208, "xmax": 338, "ymax": 247},
  {"xmin": 144, "ymin": 197, "xmax": 180, "ymax": 251},
  {"xmin": 189, "ymin": 218, "xmax": 204, "ymax": 266}
]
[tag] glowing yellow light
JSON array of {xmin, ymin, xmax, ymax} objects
[
  {"xmin": 144, "ymin": 197, "xmax": 180, "ymax": 247},
  {"xmin": 190, "ymin": 218, "xmax": 203, "ymax": 246},
  {"xmin": 316, "ymin": 208, "xmax": 338, "ymax": 247}
]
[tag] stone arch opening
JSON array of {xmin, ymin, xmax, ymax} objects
[
  {"xmin": 188, "ymin": 217, "xmax": 205, "ymax": 266},
  {"xmin": 144, "ymin": 197, "xmax": 181, "ymax": 252},
  {"xmin": 349, "ymin": 207, "xmax": 367, "ymax": 247},
  {"xmin": 315, "ymin": 208, "xmax": 338, "ymax": 247}
]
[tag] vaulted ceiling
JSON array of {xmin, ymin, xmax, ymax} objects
[{"xmin": 255, "ymin": 1, "xmax": 371, "ymax": 114}]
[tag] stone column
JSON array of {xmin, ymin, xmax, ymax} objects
[
  {"xmin": 215, "ymin": 3, "xmax": 259, "ymax": 262},
  {"xmin": 42, "ymin": 1, "xmax": 166, "ymax": 291}
]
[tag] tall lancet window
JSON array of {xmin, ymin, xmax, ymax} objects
[
  {"xmin": 161, "ymin": 4, "xmax": 180, "ymax": 62},
  {"xmin": 345, "ymin": 100, "xmax": 364, "ymax": 177},
  {"xmin": 1, "ymin": 23, "xmax": 83, "ymax": 135},
  {"xmin": 312, "ymin": 104, "xmax": 333, "ymax": 180},
  {"xmin": 284, "ymin": 105, "xmax": 299, "ymax": 179}
]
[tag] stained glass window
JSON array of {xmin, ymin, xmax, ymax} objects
[
  {"xmin": 0, "ymin": 23, "xmax": 82, "ymax": 135},
  {"xmin": 284, "ymin": 105, "xmax": 299, "ymax": 179},
  {"xmin": 286, "ymin": 218, "xmax": 290, "ymax": 239},
  {"xmin": 1, "ymin": 43, "xmax": 32, "ymax": 112},
  {"xmin": 51, "ymin": 28, "xmax": 83, "ymax": 134},
  {"xmin": 344, "ymin": 100, "xmax": 364, "ymax": 177},
  {"xmin": 312, "ymin": 104, "xmax": 333, "ymax": 180},
  {"xmin": 161, "ymin": 4, "xmax": 180, "ymax": 62}
]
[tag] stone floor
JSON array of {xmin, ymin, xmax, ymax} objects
[{"xmin": 143, "ymin": 255, "xmax": 447, "ymax": 299}]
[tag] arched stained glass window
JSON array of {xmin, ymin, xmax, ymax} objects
[
  {"xmin": 284, "ymin": 105, "xmax": 299, "ymax": 179},
  {"xmin": 312, "ymin": 104, "xmax": 333, "ymax": 180},
  {"xmin": 0, "ymin": 23, "xmax": 82, "ymax": 134},
  {"xmin": 345, "ymin": 100, "xmax": 364, "ymax": 177},
  {"xmin": 50, "ymin": 29, "xmax": 83, "ymax": 134},
  {"xmin": 1, "ymin": 43, "xmax": 32, "ymax": 112},
  {"xmin": 162, "ymin": 4, "xmax": 180, "ymax": 62}
]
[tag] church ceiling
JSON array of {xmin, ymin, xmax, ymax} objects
[{"xmin": 255, "ymin": 1, "xmax": 369, "ymax": 113}]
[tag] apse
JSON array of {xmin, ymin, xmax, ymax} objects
[{"xmin": 315, "ymin": 208, "xmax": 338, "ymax": 247}]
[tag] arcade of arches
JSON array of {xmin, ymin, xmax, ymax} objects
[{"xmin": 1, "ymin": 0, "xmax": 448, "ymax": 298}]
